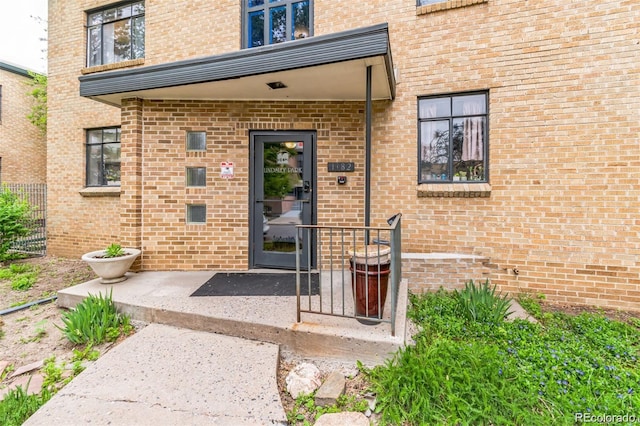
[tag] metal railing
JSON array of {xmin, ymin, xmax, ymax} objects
[
  {"xmin": 5, "ymin": 183, "xmax": 47, "ymax": 256},
  {"xmin": 295, "ymin": 213, "xmax": 402, "ymax": 336}
]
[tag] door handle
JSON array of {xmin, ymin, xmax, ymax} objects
[{"xmin": 303, "ymin": 181, "xmax": 311, "ymax": 193}]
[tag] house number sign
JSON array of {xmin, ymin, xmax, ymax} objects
[{"xmin": 327, "ymin": 162, "xmax": 355, "ymax": 172}]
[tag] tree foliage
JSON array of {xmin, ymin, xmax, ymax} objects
[{"xmin": 26, "ymin": 71, "xmax": 47, "ymax": 135}]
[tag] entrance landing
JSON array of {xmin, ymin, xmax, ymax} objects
[{"xmin": 57, "ymin": 270, "xmax": 409, "ymax": 365}]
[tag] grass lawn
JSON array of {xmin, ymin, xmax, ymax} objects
[{"xmin": 365, "ymin": 285, "xmax": 640, "ymax": 425}]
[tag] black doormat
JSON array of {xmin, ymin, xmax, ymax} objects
[{"xmin": 190, "ymin": 273, "xmax": 320, "ymax": 297}]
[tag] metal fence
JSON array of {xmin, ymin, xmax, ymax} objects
[
  {"xmin": 295, "ymin": 213, "xmax": 402, "ymax": 336},
  {"xmin": 5, "ymin": 183, "xmax": 47, "ymax": 256}
]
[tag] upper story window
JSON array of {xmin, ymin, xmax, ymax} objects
[
  {"xmin": 244, "ymin": 0, "xmax": 312, "ymax": 48},
  {"xmin": 418, "ymin": 92, "xmax": 488, "ymax": 184},
  {"xmin": 87, "ymin": 1, "xmax": 145, "ymax": 67},
  {"xmin": 86, "ymin": 127, "xmax": 121, "ymax": 186}
]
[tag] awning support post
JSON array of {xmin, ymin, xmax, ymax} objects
[{"xmin": 365, "ymin": 65, "xmax": 372, "ymax": 244}]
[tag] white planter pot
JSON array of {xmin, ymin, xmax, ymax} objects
[{"xmin": 81, "ymin": 248, "xmax": 141, "ymax": 284}]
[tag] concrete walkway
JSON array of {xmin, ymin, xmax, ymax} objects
[
  {"xmin": 25, "ymin": 323, "xmax": 287, "ymax": 425},
  {"xmin": 22, "ymin": 271, "xmax": 532, "ymax": 425},
  {"xmin": 24, "ymin": 270, "xmax": 408, "ymax": 425}
]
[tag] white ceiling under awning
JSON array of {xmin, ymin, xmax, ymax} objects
[{"xmin": 87, "ymin": 57, "xmax": 392, "ymax": 106}]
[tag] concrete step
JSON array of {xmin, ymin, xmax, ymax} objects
[{"xmin": 56, "ymin": 271, "xmax": 408, "ymax": 365}]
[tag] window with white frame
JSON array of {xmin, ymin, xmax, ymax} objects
[
  {"xmin": 86, "ymin": 127, "xmax": 121, "ymax": 186},
  {"xmin": 244, "ymin": 0, "xmax": 312, "ymax": 48},
  {"xmin": 418, "ymin": 92, "xmax": 488, "ymax": 183},
  {"xmin": 87, "ymin": 1, "xmax": 145, "ymax": 67}
]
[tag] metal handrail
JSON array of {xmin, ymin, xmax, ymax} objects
[{"xmin": 295, "ymin": 213, "xmax": 402, "ymax": 336}]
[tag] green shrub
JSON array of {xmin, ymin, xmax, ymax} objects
[
  {"xmin": 455, "ymin": 279, "xmax": 513, "ymax": 325},
  {"xmin": 372, "ymin": 290, "xmax": 640, "ymax": 425},
  {"xmin": 0, "ymin": 263, "xmax": 33, "ymax": 278},
  {"xmin": 56, "ymin": 290, "xmax": 132, "ymax": 345},
  {"xmin": 517, "ymin": 292, "xmax": 544, "ymax": 318},
  {"xmin": 286, "ymin": 390, "xmax": 369, "ymax": 424},
  {"xmin": 0, "ymin": 383, "xmax": 52, "ymax": 426},
  {"xmin": 0, "ymin": 263, "xmax": 40, "ymax": 291},
  {"xmin": 10, "ymin": 273, "xmax": 38, "ymax": 291},
  {"xmin": 104, "ymin": 243, "xmax": 125, "ymax": 258},
  {"xmin": 366, "ymin": 336, "xmax": 542, "ymax": 425},
  {"xmin": 41, "ymin": 356, "xmax": 63, "ymax": 389},
  {"xmin": 0, "ymin": 187, "xmax": 34, "ymax": 261}
]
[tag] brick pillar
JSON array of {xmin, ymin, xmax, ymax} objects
[{"xmin": 120, "ymin": 98, "xmax": 143, "ymax": 266}]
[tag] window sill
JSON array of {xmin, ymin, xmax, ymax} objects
[
  {"xmin": 417, "ymin": 182, "xmax": 491, "ymax": 198},
  {"xmin": 81, "ymin": 59, "xmax": 145, "ymax": 75},
  {"xmin": 79, "ymin": 187, "xmax": 121, "ymax": 197},
  {"xmin": 417, "ymin": 0, "xmax": 487, "ymax": 16}
]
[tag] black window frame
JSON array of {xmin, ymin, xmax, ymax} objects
[
  {"xmin": 85, "ymin": 126, "xmax": 121, "ymax": 187},
  {"xmin": 242, "ymin": 0, "xmax": 313, "ymax": 49},
  {"xmin": 86, "ymin": 1, "xmax": 145, "ymax": 67},
  {"xmin": 418, "ymin": 91, "xmax": 489, "ymax": 184}
]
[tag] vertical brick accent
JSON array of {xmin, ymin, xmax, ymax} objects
[{"xmin": 120, "ymin": 98, "xmax": 143, "ymax": 255}]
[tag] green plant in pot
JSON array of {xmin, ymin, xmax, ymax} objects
[
  {"xmin": 81, "ymin": 244, "xmax": 141, "ymax": 284},
  {"xmin": 104, "ymin": 243, "xmax": 125, "ymax": 258}
]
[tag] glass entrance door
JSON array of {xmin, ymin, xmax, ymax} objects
[{"xmin": 251, "ymin": 131, "xmax": 315, "ymax": 269}]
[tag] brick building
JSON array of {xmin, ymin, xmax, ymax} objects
[
  {"xmin": 47, "ymin": 0, "xmax": 640, "ymax": 310},
  {"xmin": 0, "ymin": 62, "xmax": 46, "ymax": 184}
]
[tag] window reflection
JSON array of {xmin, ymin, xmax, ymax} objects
[{"xmin": 246, "ymin": 0, "xmax": 311, "ymax": 48}]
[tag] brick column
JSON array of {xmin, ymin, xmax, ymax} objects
[{"xmin": 120, "ymin": 98, "xmax": 143, "ymax": 265}]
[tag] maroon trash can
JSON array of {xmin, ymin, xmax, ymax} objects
[{"xmin": 348, "ymin": 245, "xmax": 391, "ymax": 320}]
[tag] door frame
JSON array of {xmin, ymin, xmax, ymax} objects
[{"xmin": 249, "ymin": 130, "xmax": 317, "ymax": 270}]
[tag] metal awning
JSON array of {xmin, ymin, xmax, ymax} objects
[{"xmin": 79, "ymin": 23, "xmax": 396, "ymax": 106}]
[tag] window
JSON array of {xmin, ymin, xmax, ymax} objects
[
  {"xmin": 186, "ymin": 132, "xmax": 206, "ymax": 151},
  {"xmin": 87, "ymin": 1, "xmax": 145, "ymax": 67},
  {"xmin": 244, "ymin": 0, "xmax": 312, "ymax": 48},
  {"xmin": 0, "ymin": 85, "xmax": 2, "ymax": 123},
  {"xmin": 418, "ymin": 92, "xmax": 488, "ymax": 183},
  {"xmin": 86, "ymin": 127, "xmax": 121, "ymax": 186},
  {"xmin": 186, "ymin": 167, "xmax": 206, "ymax": 187},
  {"xmin": 186, "ymin": 205, "xmax": 206, "ymax": 224}
]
